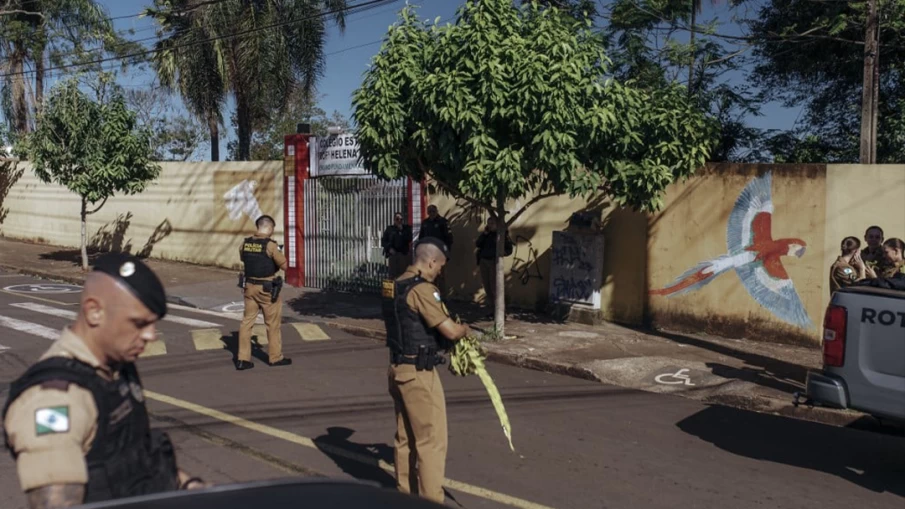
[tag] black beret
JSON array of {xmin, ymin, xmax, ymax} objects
[
  {"xmin": 92, "ymin": 253, "xmax": 167, "ymax": 318},
  {"xmin": 415, "ymin": 237, "xmax": 450, "ymax": 261}
]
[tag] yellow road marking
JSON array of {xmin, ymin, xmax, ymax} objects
[
  {"xmin": 145, "ymin": 390, "xmax": 554, "ymax": 509},
  {"xmin": 292, "ymin": 323, "xmax": 330, "ymax": 341},
  {"xmin": 252, "ymin": 324, "xmax": 268, "ymax": 345},
  {"xmin": 0, "ymin": 289, "xmax": 76, "ymax": 306},
  {"xmin": 140, "ymin": 340, "xmax": 167, "ymax": 357},
  {"xmin": 192, "ymin": 329, "xmax": 225, "ymax": 351}
]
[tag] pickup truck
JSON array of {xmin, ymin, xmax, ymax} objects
[{"xmin": 803, "ymin": 283, "xmax": 905, "ymax": 424}]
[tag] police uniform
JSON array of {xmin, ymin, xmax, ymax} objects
[
  {"xmin": 829, "ymin": 257, "xmax": 859, "ymax": 294},
  {"xmin": 878, "ymin": 261, "xmax": 905, "ymax": 279},
  {"xmin": 382, "ymin": 239, "xmax": 453, "ymax": 504},
  {"xmin": 861, "ymin": 246, "xmax": 885, "ymax": 265},
  {"xmin": 2, "ymin": 254, "xmax": 180, "ymax": 503},
  {"xmin": 238, "ymin": 230, "xmax": 288, "ymax": 367}
]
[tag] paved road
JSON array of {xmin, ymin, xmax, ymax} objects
[{"xmin": 0, "ymin": 270, "xmax": 903, "ymax": 509}]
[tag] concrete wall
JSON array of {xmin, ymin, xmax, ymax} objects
[{"xmin": 0, "ymin": 160, "xmax": 284, "ymax": 270}]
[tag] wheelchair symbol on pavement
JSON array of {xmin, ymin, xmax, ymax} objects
[
  {"xmin": 654, "ymin": 368, "xmax": 695, "ymax": 386},
  {"xmin": 4, "ymin": 283, "xmax": 82, "ymax": 294},
  {"xmin": 220, "ymin": 302, "xmax": 245, "ymax": 313}
]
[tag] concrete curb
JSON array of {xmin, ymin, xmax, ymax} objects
[{"xmin": 0, "ymin": 264, "xmax": 87, "ymax": 286}]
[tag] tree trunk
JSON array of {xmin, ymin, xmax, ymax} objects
[
  {"xmin": 80, "ymin": 197, "xmax": 89, "ymax": 272},
  {"xmin": 494, "ymin": 189, "xmax": 506, "ymax": 338},
  {"xmin": 35, "ymin": 27, "xmax": 46, "ymax": 115},
  {"xmin": 10, "ymin": 49, "xmax": 29, "ymax": 135},
  {"xmin": 860, "ymin": 0, "xmax": 878, "ymax": 164},
  {"xmin": 688, "ymin": 4, "xmax": 697, "ymax": 96},
  {"xmin": 870, "ymin": 16, "xmax": 880, "ymax": 163},
  {"xmin": 236, "ymin": 90, "xmax": 252, "ymax": 161},
  {"xmin": 208, "ymin": 114, "xmax": 220, "ymax": 161}
]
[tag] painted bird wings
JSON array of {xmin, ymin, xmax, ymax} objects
[{"xmin": 726, "ymin": 172, "xmax": 814, "ymax": 330}]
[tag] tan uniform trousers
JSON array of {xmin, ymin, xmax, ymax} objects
[
  {"xmin": 238, "ymin": 283, "xmax": 283, "ymax": 364},
  {"xmin": 387, "ymin": 363, "xmax": 448, "ymax": 503}
]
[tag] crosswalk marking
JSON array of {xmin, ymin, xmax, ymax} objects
[
  {"xmin": 252, "ymin": 324, "xmax": 268, "ymax": 345},
  {"xmin": 0, "ymin": 314, "xmax": 58, "ymax": 340},
  {"xmin": 191, "ymin": 329, "xmax": 225, "ymax": 351},
  {"xmin": 140, "ymin": 340, "xmax": 167, "ymax": 357},
  {"xmin": 292, "ymin": 323, "xmax": 330, "ymax": 341},
  {"xmin": 11, "ymin": 302, "xmax": 221, "ymax": 328}
]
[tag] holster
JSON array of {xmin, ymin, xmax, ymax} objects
[
  {"xmin": 414, "ymin": 345, "xmax": 446, "ymax": 371},
  {"xmin": 237, "ymin": 272, "xmax": 246, "ymax": 289},
  {"xmin": 269, "ymin": 277, "xmax": 284, "ymax": 302}
]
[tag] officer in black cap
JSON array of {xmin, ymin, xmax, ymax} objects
[
  {"xmin": 381, "ymin": 237, "xmax": 469, "ymax": 504},
  {"xmin": 2, "ymin": 253, "xmax": 207, "ymax": 508}
]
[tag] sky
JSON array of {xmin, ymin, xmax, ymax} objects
[{"xmin": 85, "ymin": 0, "xmax": 799, "ymax": 160}]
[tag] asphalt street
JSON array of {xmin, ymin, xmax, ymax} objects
[{"xmin": 0, "ymin": 270, "xmax": 903, "ymax": 509}]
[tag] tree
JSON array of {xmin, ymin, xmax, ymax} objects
[
  {"xmin": 146, "ymin": 0, "xmax": 348, "ymax": 161},
  {"xmin": 605, "ymin": 0, "xmax": 765, "ymax": 161},
  {"xmin": 745, "ymin": 0, "xmax": 905, "ymax": 163},
  {"xmin": 352, "ymin": 0, "xmax": 717, "ymax": 336},
  {"xmin": 124, "ymin": 87, "xmax": 207, "ymax": 161},
  {"xmin": 146, "ymin": 0, "xmax": 227, "ymax": 161},
  {"xmin": 228, "ymin": 89, "xmax": 350, "ymax": 161},
  {"xmin": 17, "ymin": 76, "xmax": 160, "ymax": 271},
  {"xmin": 0, "ymin": 0, "xmax": 142, "ymax": 137}
]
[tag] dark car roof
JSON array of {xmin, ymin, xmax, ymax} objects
[{"xmin": 76, "ymin": 478, "xmax": 447, "ymax": 509}]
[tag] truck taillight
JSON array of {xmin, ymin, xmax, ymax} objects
[{"xmin": 823, "ymin": 305, "xmax": 847, "ymax": 367}]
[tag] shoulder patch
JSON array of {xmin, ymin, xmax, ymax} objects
[
  {"xmin": 842, "ymin": 267, "xmax": 854, "ymax": 275},
  {"xmin": 433, "ymin": 291, "xmax": 442, "ymax": 302},
  {"xmin": 35, "ymin": 406, "xmax": 70, "ymax": 435}
]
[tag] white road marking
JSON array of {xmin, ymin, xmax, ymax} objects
[
  {"xmin": 168, "ymin": 303, "xmax": 263, "ymax": 324},
  {"xmin": 654, "ymin": 368, "xmax": 695, "ymax": 386},
  {"xmin": 0, "ymin": 314, "xmax": 58, "ymax": 340},
  {"xmin": 11, "ymin": 302, "xmax": 221, "ymax": 328}
]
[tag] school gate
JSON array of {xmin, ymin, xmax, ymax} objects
[{"xmin": 282, "ymin": 133, "xmax": 426, "ymax": 293}]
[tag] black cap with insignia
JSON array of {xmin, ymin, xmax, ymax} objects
[
  {"xmin": 92, "ymin": 253, "xmax": 168, "ymax": 318},
  {"xmin": 415, "ymin": 237, "xmax": 450, "ymax": 261}
]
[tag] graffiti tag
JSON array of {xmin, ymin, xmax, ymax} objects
[
  {"xmin": 548, "ymin": 231, "xmax": 604, "ymax": 307},
  {"xmin": 223, "ymin": 179, "xmax": 265, "ymax": 222},
  {"xmin": 511, "ymin": 235, "xmax": 542, "ymax": 285}
]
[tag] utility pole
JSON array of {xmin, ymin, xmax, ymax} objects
[{"xmin": 860, "ymin": 0, "xmax": 879, "ymax": 164}]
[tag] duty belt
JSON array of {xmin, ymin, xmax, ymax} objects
[
  {"xmin": 245, "ymin": 277, "xmax": 273, "ymax": 285},
  {"xmin": 390, "ymin": 349, "xmax": 447, "ymax": 371}
]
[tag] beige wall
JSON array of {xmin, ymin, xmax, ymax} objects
[{"xmin": 0, "ymin": 161, "xmax": 284, "ymax": 270}]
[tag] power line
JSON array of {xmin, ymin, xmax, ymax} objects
[{"xmin": 1, "ymin": 0, "xmax": 404, "ymax": 77}]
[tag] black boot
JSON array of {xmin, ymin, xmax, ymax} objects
[
  {"xmin": 235, "ymin": 360, "xmax": 254, "ymax": 371},
  {"xmin": 269, "ymin": 357, "xmax": 292, "ymax": 367}
]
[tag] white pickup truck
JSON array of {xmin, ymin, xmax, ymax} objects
[{"xmin": 803, "ymin": 283, "xmax": 905, "ymax": 424}]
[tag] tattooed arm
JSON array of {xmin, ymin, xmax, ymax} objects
[{"xmin": 25, "ymin": 484, "xmax": 85, "ymax": 509}]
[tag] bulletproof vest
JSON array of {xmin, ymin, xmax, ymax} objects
[
  {"xmin": 2, "ymin": 357, "xmax": 179, "ymax": 503},
  {"xmin": 241, "ymin": 237, "xmax": 278, "ymax": 278},
  {"xmin": 381, "ymin": 276, "xmax": 441, "ymax": 355}
]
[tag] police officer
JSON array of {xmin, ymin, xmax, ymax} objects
[
  {"xmin": 418, "ymin": 205, "xmax": 453, "ymax": 295},
  {"xmin": 829, "ymin": 236, "xmax": 875, "ymax": 295},
  {"xmin": 237, "ymin": 214, "xmax": 290, "ymax": 370},
  {"xmin": 2, "ymin": 253, "xmax": 207, "ymax": 508},
  {"xmin": 381, "ymin": 237, "xmax": 469, "ymax": 504}
]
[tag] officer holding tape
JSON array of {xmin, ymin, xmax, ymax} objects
[
  {"xmin": 237, "ymin": 214, "xmax": 289, "ymax": 370},
  {"xmin": 2, "ymin": 253, "xmax": 207, "ymax": 508},
  {"xmin": 381, "ymin": 237, "xmax": 469, "ymax": 504}
]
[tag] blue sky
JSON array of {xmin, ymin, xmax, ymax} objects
[{"xmin": 91, "ymin": 0, "xmax": 799, "ymax": 159}]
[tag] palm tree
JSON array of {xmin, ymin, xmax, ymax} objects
[
  {"xmin": 148, "ymin": 0, "xmax": 348, "ymax": 161},
  {"xmin": 147, "ymin": 0, "xmax": 227, "ymax": 161},
  {"xmin": 0, "ymin": 0, "xmax": 128, "ymax": 136}
]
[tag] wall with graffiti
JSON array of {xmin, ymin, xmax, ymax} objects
[
  {"xmin": 0, "ymin": 161, "xmax": 284, "ymax": 269},
  {"xmin": 646, "ymin": 164, "xmax": 828, "ymax": 344}
]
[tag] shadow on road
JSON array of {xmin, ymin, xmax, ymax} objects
[
  {"xmin": 677, "ymin": 405, "xmax": 905, "ymax": 497},
  {"xmin": 313, "ymin": 426, "xmax": 396, "ymax": 488}
]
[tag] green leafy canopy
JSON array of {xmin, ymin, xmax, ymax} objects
[
  {"xmin": 352, "ymin": 0, "xmax": 718, "ymax": 213},
  {"xmin": 18, "ymin": 76, "xmax": 160, "ymax": 203}
]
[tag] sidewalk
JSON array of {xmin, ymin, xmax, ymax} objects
[{"xmin": 0, "ymin": 236, "xmax": 863, "ymax": 426}]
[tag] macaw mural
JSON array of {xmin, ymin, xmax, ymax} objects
[{"xmin": 650, "ymin": 172, "xmax": 814, "ymax": 330}]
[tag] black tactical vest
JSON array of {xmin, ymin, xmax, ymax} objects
[
  {"xmin": 2, "ymin": 357, "xmax": 179, "ymax": 503},
  {"xmin": 241, "ymin": 237, "xmax": 278, "ymax": 278},
  {"xmin": 381, "ymin": 276, "xmax": 442, "ymax": 355}
]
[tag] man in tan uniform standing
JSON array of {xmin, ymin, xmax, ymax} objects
[
  {"xmin": 237, "ymin": 214, "xmax": 290, "ymax": 370},
  {"xmin": 381, "ymin": 237, "xmax": 469, "ymax": 504},
  {"xmin": 2, "ymin": 253, "xmax": 206, "ymax": 508}
]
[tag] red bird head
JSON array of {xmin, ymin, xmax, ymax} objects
[{"xmin": 780, "ymin": 238, "xmax": 807, "ymax": 258}]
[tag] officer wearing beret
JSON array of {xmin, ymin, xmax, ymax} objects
[
  {"xmin": 381, "ymin": 237, "xmax": 469, "ymax": 504},
  {"xmin": 237, "ymin": 214, "xmax": 290, "ymax": 370},
  {"xmin": 2, "ymin": 253, "xmax": 207, "ymax": 509}
]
